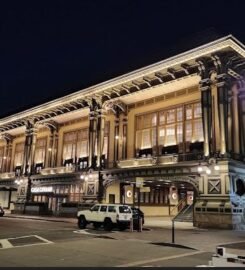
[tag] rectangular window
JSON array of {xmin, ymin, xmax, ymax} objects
[
  {"xmin": 100, "ymin": 205, "xmax": 107, "ymax": 212},
  {"xmin": 186, "ymin": 105, "xmax": 192, "ymax": 120},
  {"xmin": 108, "ymin": 205, "xmax": 116, "ymax": 212},
  {"xmin": 185, "ymin": 121, "xmax": 192, "ymax": 142},
  {"xmin": 144, "ymin": 114, "xmax": 152, "ymax": 128},
  {"xmin": 177, "ymin": 107, "xmax": 183, "ymax": 122},
  {"xmin": 165, "ymin": 124, "xmax": 176, "ymax": 146},
  {"xmin": 63, "ymin": 128, "xmax": 89, "ymax": 165},
  {"xmin": 166, "ymin": 109, "xmax": 175, "ymax": 123},
  {"xmin": 177, "ymin": 123, "xmax": 183, "ymax": 143},
  {"xmin": 34, "ymin": 138, "xmax": 47, "ymax": 165},
  {"xmin": 158, "ymin": 127, "xmax": 165, "ymax": 146},
  {"xmin": 194, "ymin": 103, "xmax": 202, "ymax": 118},
  {"xmin": 193, "ymin": 119, "xmax": 204, "ymax": 142},
  {"xmin": 159, "ymin": 111, "xmax": 165, "ymax": 125},
  {"xmin": 14, "ymin": 142, "xmax": 24, "ymax": 167},
  {"xmin": 142, "ymin": 129, "xmax": 151, "ymax": 149},
  {"xmin": 135, "ymin": 102, "xmax": 203, "ymax": 156}
]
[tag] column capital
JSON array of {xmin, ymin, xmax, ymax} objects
[
  {"xmin": 0, "ymin": 133, "xmax": 13, "ymax": 143},
  {"xmin": 199, "ymin": 78, "xmax": 212, "ymax": 91}
]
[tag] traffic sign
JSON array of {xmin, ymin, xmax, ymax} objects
[
  {"xmin": 136, "ymin": 177, "xmax": 144, "ymax": 188},
  {"xmin": 140, "ymin": 186, "xmax": 150, "ymax": 192}
]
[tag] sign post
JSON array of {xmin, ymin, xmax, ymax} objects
[{"xmin": 135, "ymin": 177, "xmax": 144, "ymax": 232}]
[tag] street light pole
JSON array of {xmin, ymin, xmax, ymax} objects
[{"xmin": 137, "ymin": 187, "xmax": 140, "ymax": 232}]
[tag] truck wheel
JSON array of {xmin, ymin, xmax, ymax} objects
[
  {"xmin": 78, "ymin": 215, "xmax": 87, "ymax": 229},
  {"xmin": 93, "ymin": 222, "xmax": 101, "ymax": 229},
  {"xmin": 104, "ymin": 218, "xmax": 113, "ymax": 231}
]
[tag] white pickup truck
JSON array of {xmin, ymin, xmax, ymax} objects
[{"xmin": 77, "ymin": 204, "xmax": 132, "ymax": 231}]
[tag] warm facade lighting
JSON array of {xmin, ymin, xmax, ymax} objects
[
  {"xmin": 197, "ymin": 166, "xmax": 203, "ymax": 172},
  {"xmin": 206, "ymin": 168, "xmax": 211, "ymax": 175},
  {"xmin": 214, "ymin": 165, "xmax": 220, "ymax": 171}
]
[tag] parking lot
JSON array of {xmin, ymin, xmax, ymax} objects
[{"xmin": 0, "ymin": 215, "xmax": 244, "ymax": 267}]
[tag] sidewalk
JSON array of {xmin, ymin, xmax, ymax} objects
[
  {"xmin": 3, "ymin": 211, "xmax": 194, "ymax": 229},
  {"xmin": 3, "ymin": 211, "xmax": 77, "ymax": 224}
]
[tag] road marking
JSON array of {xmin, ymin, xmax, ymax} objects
[
  {"xmin": 73, "ymin": 229, "xmax": 114, "ymax": 236},
  {"xmin": 0, "ymin": 239, "xmax": 13, "ymax": 249},
  {"xmin": 116, "ymin": 250, "xmax": 205, "ymax": 267},
  {"xmin": 0, "ymin": 235, "xmax": 53, "ymax": 250}
]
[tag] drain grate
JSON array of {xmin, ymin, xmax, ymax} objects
[
  {"xmin": 0, "ymin": 235, "xmax": 53, "ymax": 249},
  {"xmin": 8, "ymin": 236, "xmax": 44, "ymax": 246}
]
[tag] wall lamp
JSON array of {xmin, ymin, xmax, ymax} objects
[{"xmin": 198, "ymin": 158, "xmax": 220, "ymax": 175}]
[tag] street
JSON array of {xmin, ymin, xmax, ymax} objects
[{"xmin": 0, "ymin": 217, "xmax": 244, "ymax": 267}]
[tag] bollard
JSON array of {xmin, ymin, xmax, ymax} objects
[
  {"xmin": 130, "ymin": 217, "xmax": 134, "ymax": 232},
  {"xmin": 172, "ymin": 220, "xmax": 175, "ymax": 243},
  {"xmin": 138, "ymin": 217, "xmax": 143, "ymax": 232}
]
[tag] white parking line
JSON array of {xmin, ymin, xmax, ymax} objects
[
  {"xmin": 73, "ymin": 229, "xmax": 114, "ymax": 236},
  {"xmin": 116, "ymin": 250, "xmax": 205, "ymax": 267},
  {"xmin": 0, "ymin": 239, "xmax": 13, "ymax": 249}
]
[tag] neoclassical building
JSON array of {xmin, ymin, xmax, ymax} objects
[{"xmin": 0, "ymin": 35, "xmax": 245, "ymax": 229}]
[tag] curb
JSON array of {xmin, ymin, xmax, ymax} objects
[{"xmin": 3, "ymin": 215, "xmax": 76, "ymax": 224}]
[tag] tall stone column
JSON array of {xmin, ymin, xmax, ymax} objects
[
  {"xmin": 88, "ymin": 110, "xmax": 98, "ymax": 169},
  {"xmin": 96, "ymin": 109, "xmax": 106, "ymax": 169},
  {"xmin": 200, "ymin": 79, "xmax": 212, "ymax": 157},
  {"xmin": 47, "ymin": 126, "xmax": 59, "ymax": 168},
  {"xmin": 22, "ymin": 123, "xmax": 38, "ymax": 176},
  {"xmin": 231, "ymin": 83, "xmax": 240, "ymax": 155},
  {"xmin": 122, "ymin": 114, "xmax": 128, "ymax": 160},
  {"xmin": 1, "ymin": 134, "xmax": 13, "ymax": 173},
  {"xmin": 238, "ymin": 81, "xmax": 245, "ymax": 156},
  {"xmin": 216, "ymin": 74, "xmax": 229, "ymax": 156},
  {"xmin": 114, "ymin": 110, "xmax": 120, "ymax": 163}
]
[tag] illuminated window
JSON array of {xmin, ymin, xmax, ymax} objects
[
  {"xmin": 0, "ymin": 147, "xmax": 4, "ymax": 171},
  {"xmin": 165, "ymin": 125, "xmax": 176, "ymax": 146},
  {"xmin": 186, "ymin": 105, "xmax": 192, "ymax": 120},
  {"xmin": 166, "ymin": 109, "xmax": 175, "ymax": 123},
  {"xmin": 135, "ymin": 102, "xmax": 203, "ymax": 156},
  {"xmin": 194, "ymin": 103, "xmax": 202, "ymax": 118},
  {"xmin": 14, "ymin": 142, "xmax": 24, "ymax": 167},
  {"xmin": 34, "ymin": 138, "xmax": 47, "ymax": 166}
]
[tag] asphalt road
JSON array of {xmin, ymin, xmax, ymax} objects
[{"xmin": 0, "ymin": 217, "xmax": 236, "ymax": 267}]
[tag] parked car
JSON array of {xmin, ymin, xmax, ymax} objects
[
  {"xmin": 0, "ymin": 206, "xmax": 5, "ymax": 217},
  {"xmin": 131, "ymin": 207, "xmax": 144, "ymax": 229},
  {"xmin": 77, "ymin": 204, "xmax": 132, "ymax": 231}
]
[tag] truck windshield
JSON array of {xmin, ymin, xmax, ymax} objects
[{"xmin": 119, "ymin": 206, "xmax": 131, "ymax": 213}]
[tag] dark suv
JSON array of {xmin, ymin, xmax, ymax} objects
[{"xmin": 131, "ymin": 207, "xmax": 144, "ymax": 229}]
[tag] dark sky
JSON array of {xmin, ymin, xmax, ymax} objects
[{"xmin": 1, "ymin": 0, "xmax": 245, "ymax": 118}]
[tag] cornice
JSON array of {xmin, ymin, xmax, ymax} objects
[{"xmin": 0, "ymin": 35, "xmax": 244, "ymax": 130}]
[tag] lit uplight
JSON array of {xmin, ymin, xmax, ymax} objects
[
  {"xmin": 115, "ymin": 135, "xmax": 119, "ymax": 140},
  {"xmin": 214, "ymin": 165, "xmax": 220, "ymax": 171},
  {"xmin": 80, "ymin": 175, "xmax": 84, "ymax": 180},
  {"xmin": 197, "ymin": 166, "xmax": 203, "ymax": 172},
  {"xmin": 206, "ymin": 168, "xmax": 211, "ymax": 175}
]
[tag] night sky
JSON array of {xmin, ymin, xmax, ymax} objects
[{"xmin": 1, "ymin": 0, "xmax": 245, "ymax": 118}]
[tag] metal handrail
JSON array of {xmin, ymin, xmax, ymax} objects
[{"xmin": 170, "ymin": 195, "xmax": 187, "ymax": 217}]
